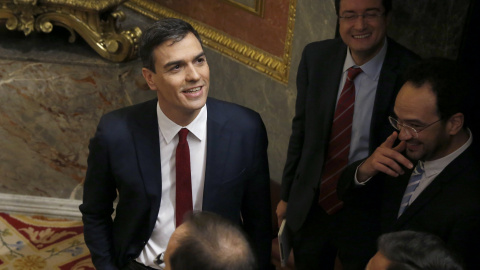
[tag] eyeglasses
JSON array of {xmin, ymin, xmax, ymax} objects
[
  {"xmin": 338, "ymin": 11, "xmax": 385, "ymax": 22},
  {"xmin": 155, "ymin": 252, "xmax": 165, "ymax": 269},
  {"xmin": 388, "ymin": 116, "xmax": 442, "ymax": 138}
]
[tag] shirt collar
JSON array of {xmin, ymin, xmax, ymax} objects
[
  {"xmin": 343, "ymin": 37, "xmax": 387, "ymax": 81},
  {"xmin": 156, "ymin": 102, "xmax": 207, "ymax": 144},
  {"xmin": 423, "ymin": 129, "xmax": 473, "ymax": 178}
]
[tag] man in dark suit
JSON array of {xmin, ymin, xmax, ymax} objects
[
  {"xmin": 338, "ymin": 58, "xmax": 480, "ymax": 270},
  {"xmin": 276, "ymin": 0, "xmax": 418, "ymax": 269},
  {"xmin": 80, "ymin": 18, "xmax": 271, "ymax": 270}
]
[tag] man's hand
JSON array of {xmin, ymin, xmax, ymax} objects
[
  {"xmin": 276, "ymin": 200, "xmax": 287, "ymax": 227},
  {"xmin": 357, "ymin": 132, "xmax": 413, "ymax": 182}
]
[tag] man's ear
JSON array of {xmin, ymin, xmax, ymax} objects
[
  {"xmin": 142, "ymin": 68, "xmax": 158, "ymax": 91},
  {"xmin": 446, "ymin": 112, "xmax": 464, "ymax": 135}
]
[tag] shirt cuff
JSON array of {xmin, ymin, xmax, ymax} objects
[{"xmin": 354, "ymin": 161, "xmax": 372, "ymax": 186}]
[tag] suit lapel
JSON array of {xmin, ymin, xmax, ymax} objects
[
  {"xmin": 306, "ymin": 42, "xmax": 347, "ymax": 184},
  {"xmin": 315, "ymin": 42, "xmax": 347, "ymax": 134},
  {"xmin": 393, "ymin": 149, "xmax": 475, "ymax": 229},
  {"xmin": 394, "ymin": 178, "xmax": 443, "ymax": 228},
  {"xmin": 202, "ymin": 99, "xmax": 231, "ymax": 208},
  {"xmin": 369, "ymin": 38, "xmax": 400, "ymax": 152},
  {"xmin": 131, "ymin": 99, "xmax": 162, "ymax": 206},
  {"xmin": 382, "ymin": 170, "xmax": 410, "ymax": 230}
]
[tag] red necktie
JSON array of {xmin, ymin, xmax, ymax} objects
[
  {"xmin": 175, "ymin": 128, "xmax": 193, "ymax": 227},
  {"xmin": 319, "ymin": 67, "xmax": 362, "ymax": 214}
]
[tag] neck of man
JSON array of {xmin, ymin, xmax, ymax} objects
[
  {"xmin": 426, "ymin": 128, "xmax": 470, "ymax": 162},
  {"xmin": 350, "ymin": 39, "xmax": 386, "ymax": 66},
  {"xmin": 169, "ymin": 112, "xmax": 199, "ymax": 127},
  {"xmin": 448, "ymin": 128, "xmax": 470, "ymax": 153},
  {"xmin": 160, "ymin": 105, "xmax": 200, "ymax": 127}
]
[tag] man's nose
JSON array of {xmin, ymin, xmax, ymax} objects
[
  {"xmin": 353, "ymin": 15, "xmax": 367, "ymax": 30},
  {"xmin": 398, "ymin": 126, "xmax": 414, "ymax": 141},
  {"xmin": 185, "ymin": 65, "xmax": 200, "ymax": 81}
]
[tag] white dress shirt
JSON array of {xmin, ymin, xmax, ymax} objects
[
  {"xmin": 136, "ymin": 102, "xmax": 207, "ymax": 268},
  {"xmin": 338, "ymin": 38, "xmax": 387, "ymax": 164}
]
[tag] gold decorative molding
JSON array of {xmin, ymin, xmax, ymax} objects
[
  {"xmin": 124, "ymin": 0, "xmax": 296, "ymax": 84},
  {"xmin": 0, "ymin": 0, "xmax": 142, "ymax": 62},
  {"xmin": 222, "ymin": 0, "xmax": 264, "ymax": 17},
  {"xmin": 40, "ymin": 0, "xmax": 127, "ymax": 11}
]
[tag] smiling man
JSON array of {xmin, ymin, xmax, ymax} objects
[
  {"xmin": 338, "ymin": 58, "xmax": 480, "ymax": 270},
  {"xmin": 80, "ymin": 18, "xmax": 271, "ymax": 270},
  {"xmin": 276, "ymin": 0, "xmax": 418, "ymax": 269}
]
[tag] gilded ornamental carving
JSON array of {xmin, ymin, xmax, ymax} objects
[{"xmin": 0, "ymin": 0, "xmax": 141, "ymax": 62}]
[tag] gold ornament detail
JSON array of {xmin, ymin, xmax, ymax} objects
[
  {"xmin": 0, "ymin": 0, "xmax": 141, "ymax": 62},
  {"xmin": 221, "ymin": 0, "xmax": 265, "ymax": 17},
  {"xmin": 124, "ymin": 0, "xmax": 297, "ymax": 84}
]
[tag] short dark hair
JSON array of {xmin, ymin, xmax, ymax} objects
[
  {"xmin": 377, "ymin": 231, "xmax": 463, "ymax": 270},
  {"xmin": 169, "ymin": 211, "xmax": 258, "ymax": 270},
  {"xmin": 138, "ymin": 18, "xmax": 202, "ymax": 73},
  {"xmin": 402, "ymin": 57, "xmax": 469, "ymax": 126},
  {"xmin": 335, "ymin": 0, "xmax": 392, "ymax": 16}
]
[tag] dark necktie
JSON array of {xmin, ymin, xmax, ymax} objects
[
  {"xmin": 319, "ymin": 67, "xmax": 363, "ymax": 214},
  {"xmin": 175, "ymin": 128, "xmax": 193, "ymax": 227}
]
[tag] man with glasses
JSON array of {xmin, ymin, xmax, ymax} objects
[
  {"xmin": 338, "ymin": 58, "xmax": 480, "ymax": 269},
  {"xmin": 276, "ymin": 0, "xmax": 418, "ymax": 269}
]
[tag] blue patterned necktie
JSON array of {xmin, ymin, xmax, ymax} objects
[{"xmin": 398, "ymin": 161, "xmax": 425, "ymax": 217}]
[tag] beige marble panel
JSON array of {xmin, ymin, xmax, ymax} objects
[{"xmin": 0, "ymin": 58, "xmax": 155, "ymax": 199}]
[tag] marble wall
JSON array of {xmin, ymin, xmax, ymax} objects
[
  {"xmin": 0, "ymin": 28, "xmax": 155, "ymax": 199},
  {"xmin": 0, "ymin": 0, "xmax": 473, "ymax": 201},
  {"xmin": 388, "ymin": 0, "xmax": 470, "ymax": 59}
]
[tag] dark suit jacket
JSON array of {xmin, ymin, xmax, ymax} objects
[
  {"xmin": 338, "ymin": 146, "xmax": 480, "ymax": 270},
  {"xmin": 80, "ymin": 97, "xmax": 272, "ymax": 270},
  {"xmin": 281, "ymin": 37, "xmax": 419, "ymax": 232}
]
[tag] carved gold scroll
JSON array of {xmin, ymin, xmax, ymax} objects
[
  {"xmin": 124, "ymin": 0, "xmax": 296, "ymax": 84},
  {"xmin": 0, "ymin": 0, "xmax": 141, "ymax": 62}
]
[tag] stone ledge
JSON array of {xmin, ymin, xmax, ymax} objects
[{"xmin": 0, "ymin": 193, "xmax": 82, "ymax": 220}]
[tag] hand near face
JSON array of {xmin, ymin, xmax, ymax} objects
[{"xmin": 357, "ymin": 132, "xmax": 413, "ymax": 182}]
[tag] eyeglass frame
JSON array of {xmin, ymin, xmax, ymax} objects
[
  {"xmin": 388, "ymin": 116, "xmax": 443, "ymax": 138},
  {"xmin": 338, "ymin": 11, "xmax": 385, "ymax": 21}
]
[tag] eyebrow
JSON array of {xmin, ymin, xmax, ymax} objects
[
  {"xmin": 392, "ymin": 112, "xmax": 424, "ymax": 124},
  {"xmin": 163, "ymin": 52, "xmax": 206, "ymax": 69},
  {"xmin": 394, "ymin": 116, "xmax": 426, "ymax": 125}
]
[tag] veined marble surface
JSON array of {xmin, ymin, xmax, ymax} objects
[{"xmin": 0, "ymin": 28, "xmax": 155, "ymax": 199}]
